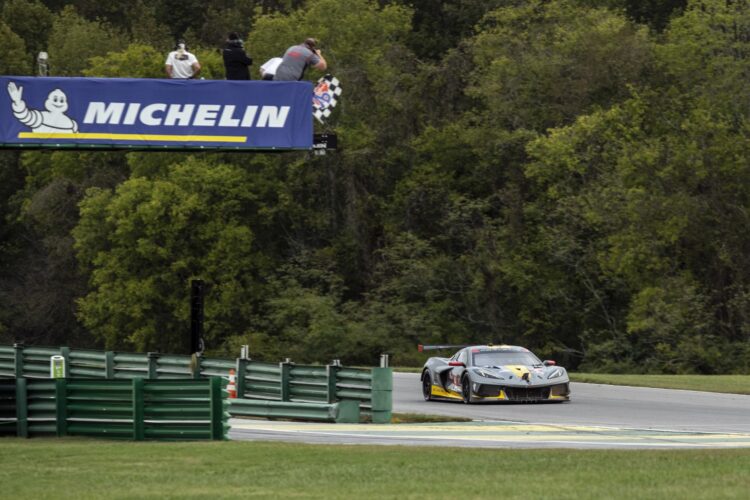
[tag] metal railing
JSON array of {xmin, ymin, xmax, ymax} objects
[
  {"xmin": 0, "ymin": 344, "xmax": 393, "ymax": 423},
  {"xmin": 0, "ymin": 377, "xmax": 229, "ymax": 440},
  {"xmin": 229, "ymin": 398, "xmax": 359, "ymax": 423}
]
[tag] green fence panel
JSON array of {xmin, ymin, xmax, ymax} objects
[
  {"xmin": 141, "ymin": 378, "xmax": 228, "ymax": 441},
  {"xmin": 3, "ymin": 376, "xmax": 227, "ymax": 441},
  {"xmin": 199, "ymin": 358, "xmax": 234, "ymax": 378},
  {"xmin": 289, "ymin": 365, "xmax": 328, "ymax": 403},
  {"xmin": 67, "ymin": 421, "xmax": 135, "ymax": 438},
  {"xmin": 228, "ymin": 398, "xmax": 359, "ymax": 423},
  {"xmin": 112, "ymin": 352, "xmax": 148, "ymax": 379},
  {"xmin": 0, "ymin": 345, "xmax": 14, "ymax": 378},
  {"xmin": 0, "ymin": 379, "xmax": 17, "ymax": 436},
  {"xmin": 0, "ymin": 344, "xmax": 392, "ymax": 425},
  {"xmin": 22, "ymin": 346, "xmax": 59, "ymax": 379},
  {"xmin": 156, "ymin": 355, "xmax": 193, "ymax": 378},
  {"xmin": 26, "ymin": 379, "xmax": 56, "ymax": 436},
  {"xmin": 336, "ymin": 368, "xmax": 374, "ymax": 416},
  {"xmin": 66, "ymin": 379, "xmax": 132, "ymax": 421},
  {"xmin": 244, "ymin": 361, "xmax": 282, "ymax": 400},
  {"xmin": 69, "ymin": 349, "xmax": 107, "ymax": 379}
]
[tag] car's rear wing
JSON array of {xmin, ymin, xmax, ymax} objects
[{"xmin": 418, "ymin": 344, "xmax": 470, "ymax": 352}]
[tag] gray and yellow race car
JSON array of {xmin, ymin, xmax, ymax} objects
[{"xmin": 420, "ymin": 344, "xmax": 571, "ymax": 403}]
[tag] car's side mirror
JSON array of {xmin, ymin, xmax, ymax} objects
[
  {"xmin": 448, "ymin": 361, "xmax": 465, "ymax": 367},
  {"xmin": 543, "ymin": 360, "xmax": 556, "ymax": 366}
]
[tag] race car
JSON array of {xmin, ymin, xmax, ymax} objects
[{"xmin": 420, "ymin": 344, "xmax": 570, "ymax": 403}]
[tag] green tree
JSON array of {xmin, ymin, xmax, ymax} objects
[
  {"xmin": 84, "ymin": 44, "xmax": 165, "ymax": 78},
  {"xmin": 74, "ymin": 158, "xmax": 268, "ymax": 353},
  {"xmin": 371, "ymin": 1, "xmax": 654, "ymax": 358},
  {"xmin": 1, "ymin": 0, "xmax": 53, "ymax": 66},
  {"xmin": 0, "ymin": 21, "xmax": 31, "ymax": 75},
  {"xmin": 47, "ymin": 5, "xmax": 127, "ymax": 76},
  {"xmin": 468, "ymin": 0, "xmax": 653, "ymax": 131}
]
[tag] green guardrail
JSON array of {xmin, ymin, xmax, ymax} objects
[
  {"xmin": 229, "ymin": 398, "xmax": 360, "ymax": 423},
  {"xmin": 0, "ymin": 377, "xmax": 229, "ymax": 440},
  {"xmin": 0, "ymin": 344, "xmax": 393, "ymax": 423}
]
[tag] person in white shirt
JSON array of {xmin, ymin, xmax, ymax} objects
[
  {"xmin": 165, "ymin": 40, "xmax": 201, "ymax": 79},
  {"xmin": 260, "ymin": 57, "xmax": 283, "ymax": 81}
]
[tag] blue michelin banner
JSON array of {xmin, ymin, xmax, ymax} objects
[{"xmin": 0, "ymin": 76, "xmax": 313, "ymax": 150}]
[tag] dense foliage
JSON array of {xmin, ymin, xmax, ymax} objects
[{"xmin": 0, "ymin": 0, "xmax": 748, "ymax": 373}]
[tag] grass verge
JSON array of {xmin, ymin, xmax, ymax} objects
[
  {"xmin": 396, "ymin": 368, "xmax": 750, "ymax": 395},
  {"xmin": 391, "ymin": 412, "xmax": 472, "ymax": 423},
  {"xmin": 1, "ymin": 439, "xmax": 749, "ymax": 499},
  {"xmin": 570, "ymin": 373, "xmax": 750, "ymax": 395}
]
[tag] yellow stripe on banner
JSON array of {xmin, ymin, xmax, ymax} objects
[{"xmin": 18, "ymin": 132, "xmax": 247, "ymax": 143}]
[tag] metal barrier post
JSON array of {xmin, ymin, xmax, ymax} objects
[
  {"xmin": 236, "ymin": 357, "xmax": 248, "ymax": 398},
  {"xmin": 105, "ymin": 351, "xmax": 115, "ymax": 379},
  {"xmin": 132, "ymin": 378, "xmax": 145, "ymax": 441},
  {"xmin": 60, "ymin": 346, "xmax": 70, "ymax": 378},
  {"xmin": 210, "ymin": 376, "xmax": 226, "ymax": 440},
  {"xmin": 326, "ymin": 360, "xmax": 341, "ymax": 403},
  {"xmin": 147, "ymin": 352, "xmax": 159, "ymax": 379},
  {"xmin": 15, "ymin": 378, "xmax": 28, "ymax": 438},
  {"xmin": 191, "ymin": 353, "xmax": 203, "ymax": 380},
  {"xmin": 380, "ymin": 354, "xmax": 389, "ymax": 368},
  {"xmin": 370, "ymin": 366, "xmax": 393, "ymax": 424},
  {"xmin": 55, "ymin": 378, "xmax": 67, "ymax": 437},
  {"xmin": 13, "ymin": 343, "xmax": 24, "ymax": 378},
  {"xmin": 280, "ymin": 359, "xmax": 292, "ymax": 402}
]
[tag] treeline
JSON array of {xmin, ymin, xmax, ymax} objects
[{"xmin": 1, "ymin": 0, "xmax": 748, "ymax": 373}]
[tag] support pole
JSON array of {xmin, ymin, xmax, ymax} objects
[{"xmin": 190, "ymin": 279, "xmax": 205, "ymax": 355}]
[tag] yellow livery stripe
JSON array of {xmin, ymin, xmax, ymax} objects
[
  {"xmin": 476, "ymin": 390, "xmax": 506, "ymax": 400},
  {"xmin": 505, "ymin": 365, "xmax": 531, "ymax": 378},
  {"xmin": 18, "ymin": 132, "xmax": 247, "ymax": 143},
  {"xmin": 431, "ymin": 385, "xmax": 462, "ymax": 400}
]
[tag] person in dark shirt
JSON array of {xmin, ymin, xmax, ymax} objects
[{"xmin": 222, "ymin": 32, "xmax": 252, "ymax": 80}]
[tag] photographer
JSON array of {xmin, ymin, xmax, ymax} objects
[
  {"xmin": 165, "ymin": 39, "xmax": 201, "ymax": 79},
  {"xmin": 222, "ymin": 32, "xmax": 252, "ymax": 80},
  {"xmin": 273, "ymin": 38, "xmax": 327, "ymax": 81}
]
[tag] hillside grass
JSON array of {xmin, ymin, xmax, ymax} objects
[
  {"xmin": 570, "ymin": 373, "xmax": 750, "ymax": 395},
  {"xmin": 1, "ymin": 439, "xmax": 749, "ymax": 499},
  {"xmin": 395, "ymin": 368, "xmax": 750, "ymax": 395}
]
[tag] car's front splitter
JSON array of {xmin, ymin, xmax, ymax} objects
[
  {"xmin": 430, "ymin": 382, "xmax": 570, "ymax": 402},
  {"xmin": 472, "ymin": 381, "xmax": 570, "ymax": 402}
]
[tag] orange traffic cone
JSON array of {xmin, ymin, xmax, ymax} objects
[{"xmin": 227, "ymin": 368, "xmax": 237, "ymax": 399}]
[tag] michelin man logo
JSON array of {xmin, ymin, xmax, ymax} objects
[{"xmin": 7, "ymin": 82, "xmax": 78, "ymax": 133}]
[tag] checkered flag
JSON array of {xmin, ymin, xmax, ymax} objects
[{"xmin": 313, "ymin": 74, "xmax": 342, "ymax": 124}]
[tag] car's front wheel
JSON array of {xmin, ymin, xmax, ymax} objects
[
  {"xmin": 461, "ymin": 375, "xmax": 474, "ymax": 404},
  {"xmin": 422, "ymin": 372, "xmax": 433, "ymax": 401}
]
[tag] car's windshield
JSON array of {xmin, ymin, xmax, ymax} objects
[{"xmin": 472, "ymin": 351, "xmax": 542, "ymax": 367}]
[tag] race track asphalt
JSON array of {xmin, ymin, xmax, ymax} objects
[{"xmin": 228, "ymin": 372, "xmax": 750, "ymax": 448}]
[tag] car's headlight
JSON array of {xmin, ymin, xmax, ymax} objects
[
  {"xmin": 547, "ymin": 368, "xmax": 565, "ymax": 379},
  {"xmin": 472, "ymin": 368, "xmax": 504, "ymax": 379}
]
